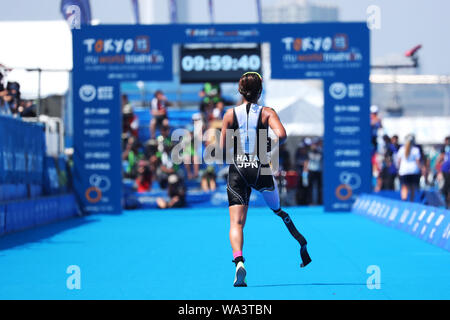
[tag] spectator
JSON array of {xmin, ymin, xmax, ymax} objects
[
  {"xmin": 375, "ymin": 154, "xmax": 397, "ymax": 191},
  {"xmin": 181, "ymin": 130, "xmax": 200, "ymax": 180},
  {"xmin": 18, "ymin": 100, "xmax": 37, "ymax": 118},
  {"xmin": 396, "ymin": 134, "xmax": 422, "ymax": 202},
  {"xmin": 122, "ymin": 136, "xmax": 144, "ymax": 179},
  {"xmin": 201, "ymin": 165, "xmax": 217, "ymax": 192},
  {"xmin": 122, "ymin": 102, "xmax": 139, "ymax": 139},
  {"xmin": 279, "ymin": 143, "xmax": 291, "ymax": 172},
  {"xmin": 370, "ymin": 105, "xmax": 382, "ymax": 154},
  {"xmin": 154, "ymin": 136, "xmax": 178, "ymax": 189},
  {"xmin": 135, "ymin": 160, "xmax": 152, "ymax": 193},
  {"xmin": 438, "ymin": 136, "xmax": 450, "ymax": 208},
  {"xmin": 295, "ymin": 142, "xmax": 309, "ymax": 205},
  {"xmin": 391, "ymin": 135, "xmax": 401, "ymax": 154},
  {"xmin": 156, "ymin": 174, "xmax": 186, "ymax": 209},
  {"xmin": 156, "ymin": 124, "xmax": 172, "ymax": 151},
  {"xmin": 0, "ymin": 92, "xmax": 14, "ymax": 115},
  {"xmin": 6, "ymin": 81, "xmax": 21, "ymax": 116},
  {"xmin": 304, "ymin": 138, "xmax": 323, "ymax": 205},
  {"xmin": 199, "ymin": 82, "xmax": 221, "ymax": 114},
  {"xmin": 144, "ymin": 139, "xmax": 158, "ymax": 159},
  {"xmin": 150, "ymin": 90, "xmax": 171, "ymax": 139},
  {"xmin": 211, "ymin": 100, "xmax": 225, "ymax": 121}
]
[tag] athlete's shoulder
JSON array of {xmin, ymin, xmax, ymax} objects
[
  {"xmin": 224, "ymin": 107, "xmax": 234, "ymax": 118},
  {"xmin": 261, "ymin": 106, "xmax": 278, "ymax": 117},
  {"xmin": 222, "ymin": 108, "xmax": 235, "ymax": 125}
]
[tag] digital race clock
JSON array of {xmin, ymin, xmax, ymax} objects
[{"xmin": 180, "ymin": 46, "xmax": 262, "ymax": 83}]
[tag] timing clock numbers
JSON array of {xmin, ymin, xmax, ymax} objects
[{"xmin": 181, "ymin": 54, "xmax": 261, "ymax": 72}]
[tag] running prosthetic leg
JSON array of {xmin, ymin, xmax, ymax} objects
[
  {"xmin": 232, "ymin": 256, "xmax": 247, "ymax": 287},
  {"xmin": 273, "ymin": 209, "xmax": 312, "ymax": 268}
]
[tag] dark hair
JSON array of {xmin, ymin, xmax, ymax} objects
[{"xmin": 239, "ymin": 72, "xmax": 262, "ymax": 103}]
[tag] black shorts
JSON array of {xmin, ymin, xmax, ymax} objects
[
  {"xmin": 227, "ymin": 161, "xmax": 275, "ymax": 206},
  {"xmin": 153, "ymin": 114, "xmax": 168, "ymax": 126},
  {"xmin": 399, "ymin": 174, "xmax": 420, "ymax": 187}
]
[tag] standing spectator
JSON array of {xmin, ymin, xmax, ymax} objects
[
  {"xmin": 375, "ymin": 154, "xmax": 397, "ymax": 191},
  {"xmin": 396, "ymin": 134, "xmax": 422, "ymax": 202},
  {"xmin": 150, "ymin": 90, "xmax": 171, "ymax": 139},
  {"xmin": 156, "ymin": 174, "xmax": 186, "ymax": 209},
  {"xmin": 122, "ymin": 103, "xmax": 139, "ymax": 139},
  {"xmin": 278, "ymin": 144, "xmax": 291, "ymax": 172},
  {"xmin": 391, "ymin": 135, "xmax": 401, "ymax": 154},
  {"xmin": 437, "ymin": 136, "xmax": 450, "ymax": 208},
  {"xmin": 304, "ymin": 138, "xmax": 323, "ymax": 205},
  {"xmin": 295, "ymin": 142, "xmax": 309, "ymax": 205},
  {"xmin": 370, "ymin": 105, "xmax": 382, "ymax": 154},
  {"xmin": 0, "ymin": 92, "xmax": 14, "ymax": 115}
]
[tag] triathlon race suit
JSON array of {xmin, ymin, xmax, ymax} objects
[{"xmin": 227, "ymin": 103, "xmax": 278, "ymax": 207}]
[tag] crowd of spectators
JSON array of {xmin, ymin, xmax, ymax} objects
[
  {"xmin": 277, "ymin": 137, "xmax": 324, "ymax": 206},
  {"xmin": 0, "ymin": 70, "xmax": 37, "ymax": 118},
  {"xmin": 121, "ymin": 83, "xmax": 230, "ymax": 209},
  {"xmin": 122, "ymin": 88, "xmax": 450, "ymax": 210},
  {"xmin": 371, "ymin": 105, "xmax": 450, "ymax": 207}
]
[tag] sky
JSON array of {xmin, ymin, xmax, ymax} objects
[{"xmin": 1, "ymin": 0, "xmax": 450, "ymax": 74}]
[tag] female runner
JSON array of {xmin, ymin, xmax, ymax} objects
[{"xmin": 220, "ymin": 72, "xmax": 311, "ymax": 287}]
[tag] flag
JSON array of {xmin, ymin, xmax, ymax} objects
[
  {"xmin": 60, "ymin": 0, "xmax": 92, "ymax": 27},
  {"xmin": 131, "ymin": 0, "xmax": 140, "ymax": 24}
]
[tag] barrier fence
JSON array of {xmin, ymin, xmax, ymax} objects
[
  {"xmin": 0, "ymin": 194, "xmax": 78, "ymax": 236},
  {"xmin": 0, "ymin": 115, "xmax": 45, "ymax": 187},
  {"xmin": 0, "ymin": 115, "xmax": 78, "ymax": 235},
  {"xmin": 352, "ymin": 194, "xmax": 450, "ymax": 252}
]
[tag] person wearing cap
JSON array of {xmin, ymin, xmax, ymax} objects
[
  {"xmin": 396, "ymin": 134, "xmax": 422, "ymax": 201},
  {"xmin": 156, "ymin": 174, "xmax": 186, "ymax": 209}
]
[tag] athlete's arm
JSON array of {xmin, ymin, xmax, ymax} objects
[
  {"xmin": 220, "ymin": 108, "xmax": 234, "ymax": 150},
  {"xmin": 265, "ymin": 107, "xmax": 287, "ymax": 145}
]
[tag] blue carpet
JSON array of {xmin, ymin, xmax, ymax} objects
[{"xmin": 0, "ymin": 206, "xmax": 449, "ymax": 300}]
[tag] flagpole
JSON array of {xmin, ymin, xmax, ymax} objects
[
  {"xmin": 208, "ymin": 0, "xmax": 214, "ymax": 24},
  {"xmin": 256, "ymin": 0, "xmax": 262, "ymax": 23}
]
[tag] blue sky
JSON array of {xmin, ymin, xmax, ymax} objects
[{"xmin": 1, "ymin": 0, "xmax": 449, "ymax": 74}]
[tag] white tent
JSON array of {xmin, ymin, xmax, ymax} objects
[
  {"xmin": 264, "ymin": 79, "xmax": 324, "ymax": 136},
  {"xmin": 0, "ymin": 21, "xmax": 72, "ymax": 99}
]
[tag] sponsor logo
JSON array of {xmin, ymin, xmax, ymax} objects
[
  {"xmin": 335, "ymin": 172, "xmax": 361, "ymax": 201},
  {"xmin": 329, "ymin": 82, "xmax": 347, "ymax": 100},
  {"xmin": 85, "ymin": 174, "xmax": 111, "ymax": 204},
  {"xmin": 97, "ymin": 86, "xmax": 114, "ymax": 100},
  {"xmin": 83, "ymin": 36, "xmax": 150, "ymax": 54},
  {"xmin": 79, "ymin": 85, "xmax": 96, "ymax": 102},
  {"xmin": 329, "ymin": 82, "xmax": 364, "ymax": 100}
]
